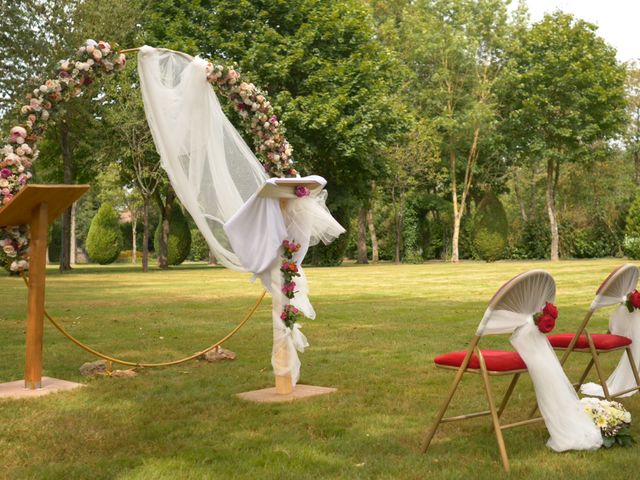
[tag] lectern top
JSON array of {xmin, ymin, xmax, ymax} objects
[{"xmin": 0, "ymin": 184, "xmax": 89, "ymax": 227}]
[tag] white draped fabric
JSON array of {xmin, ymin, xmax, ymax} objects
[
  {"xmin": 225, "ymin": 178, "xmax": 345, "ymax": 386},
  {"xmin": 581, "ymin": 265, "xmax": 640, "ymax": 398},
  {"xmin": 137, "ymin": 46, "xmax": 268, "ymax": 271},
  {"xmin": 137, "ymin": 46, "xmax": 345, "ymax": 385},
  {"xmin": 477, "ymin": 271, "xmax": 602, "ymax": 451}
]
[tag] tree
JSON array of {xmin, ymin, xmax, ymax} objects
[
  {"xmin": 383, "ymin": 119, "xmax": 443, "ymax": 263},
  {"xmin": 399, "ymin": 0, "xmax": 516, "ymax": 262},
  {"xmin": 86, "ymin": 203, "xmax": 123, "ymax": 264},
  {"xmin": 143, "ymin": 0, "xmax": 403, "ymax": 263},
  {"xmin": 499, "ymin": 12, "xmax": 626, "ymax": 260}
]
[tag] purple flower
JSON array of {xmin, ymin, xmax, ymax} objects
[
  {"xmin": 295, "ymin": 186, "xmax": 310, "ymax": 198},
  {"xmin": 0, "ymin": 168, "xmax": 12, "ymax": 178},
  {"xmin": 269, "ymin": 115, "xmax": 278, "ymax": 124}
]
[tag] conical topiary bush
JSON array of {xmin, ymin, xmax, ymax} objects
[
  {"xmin": 472, "ymin": 191, "xmax": 509, "ymax": 262},
  {"xmin": 154, "ymin": 205, "xmax": 192, "ymax": 265},
  {"xmin": 86, "ymin": 203, "xmax": 123, "ymax": 264}
]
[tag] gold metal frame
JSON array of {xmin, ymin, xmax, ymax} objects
[
  {"xmin": 554, "ymin": 309, "xmax": 640, "ymax": 400},
  {"xmin": 421, "ymin": 335, "xmax": 543, "ymax": 473}
]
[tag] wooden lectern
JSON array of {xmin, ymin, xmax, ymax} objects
[{"xmin": 0, "ymin": 184, "xmax": 89, "ymax": 390}]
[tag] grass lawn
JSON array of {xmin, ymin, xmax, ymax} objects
[{"xmin": 1, "ymin": 259, "xmax": 639, "ymax": 479}]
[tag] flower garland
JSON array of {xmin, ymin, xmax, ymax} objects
[
  {"xmin": 0, "ymin": 40, "xmax": 297, "ymax": 273},
  {"xmin": 204, "ymin": 64, "xmax": 296, "ymax": 179},
  {"xmin": 0, "ymin": 40, "xmax": 127, "ymax": 272},
  {"xmin": 280, "ymin": 240, "xmax": 302, "ymax": 328},
  {"xmin": 533, "ymin": 302, "xmax": 558, "ymax": 333},
  {"xmin": 581, "ymin": 397, "xmax": 634, "ymax": 448},
  {"xmin": 625, "ymin": 289, "xmax": 640, "ymax": 313}
]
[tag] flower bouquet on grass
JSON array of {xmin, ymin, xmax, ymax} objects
[{"xmin": 581, "ymin": 397, "xmax": 634, "ymax": 448}]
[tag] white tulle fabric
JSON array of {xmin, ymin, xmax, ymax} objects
[
  {"xmin": 137, "ymin": 46, "xmax": 268, "ymax": 271},
  {"xmin": 581, "ymin": 265, "xmax": 640, "ymax": 398},
  {"xmin": 137, "ymin": 46, "xmax": 345, "ymax": 385},
  {"xmin": 225, "ymin": 178, "xmax": 345, "ymax": 385},
  {"xmin": 477, "ymin": 271, "xmax": 602, "ymax": 451}
]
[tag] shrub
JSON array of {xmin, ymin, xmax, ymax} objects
[
  {"xmin": 86, "ymin": 203, "xmax": 123, "ymax": 264},
  {"xmin": 154, "ymin": 205, "xmax": 192, "ymax": 265},
  {"xmin": 625, "ymin": 192, "xmax": 640, "ymax": 259},
  {"xmin": 472, "ymin": 192, "xmax": 508, "ymax": 262},
  {"xmin": 624, "ymin": 236, "xmax": 640, "ymax": 260},
  {"xmin": 189, "ymin": 228, "xmax": 210, "ymax": 261}
]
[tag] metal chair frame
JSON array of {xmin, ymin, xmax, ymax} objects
[{"xmin": 423, "ymin": 271, "xmax": 552, "ymax": 473}]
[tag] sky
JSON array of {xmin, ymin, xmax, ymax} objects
[{"xmin": 516, "ymin": 0, "xmax": 640, "ymax": 62}]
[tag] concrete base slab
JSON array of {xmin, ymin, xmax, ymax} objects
[
  {"xmin": 0, "ymin": 377, "xmax": 84, "ymax": 400},
  {"xmin": 237, "ymin": 384, "xmax": 337, "ymax": 403}
]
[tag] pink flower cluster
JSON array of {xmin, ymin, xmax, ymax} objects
[
  {"xmin": 205, "ymin": 63, "xmax": 295, "ymax": 178},
  {"xmin": 1, "ymin": 39, "xmax": 126, "ymax": 273},
  {"xmin": 295, "ymin": 186, "xmax": 310, "ymax": 198},
  {"xmin": 280, "ymin": 305, "xmax": 300, "ymax": 329},
  {"xmin": 279, "ymin": 239, "xmax": 302, "ymax": 325},
  {"xmin": 282, "ymin": 239, "xmax": 301, "ymax": 255}
]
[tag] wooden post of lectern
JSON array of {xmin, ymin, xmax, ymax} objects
[
  {"xmin": 275, "ymin": 198, "xmax": 294, "ymax": 395},
  {"xmin": 0, "ymin": 184, "xmax": 89, "ymax": 390}
]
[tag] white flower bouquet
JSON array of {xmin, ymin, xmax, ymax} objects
[{"xmin": 581, "ymin": 397, "xmax": 634, "ymax": 448}]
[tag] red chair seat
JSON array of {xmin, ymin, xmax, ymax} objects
[
  {"xmin": 548, "ymin": 333, "xmax": 632, "ymax": 350},
  {"xmin": 434, "ymin": 350, "xmax": 526, "ymax": 372}
]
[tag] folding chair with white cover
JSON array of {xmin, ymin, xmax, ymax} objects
[
  {"xmin": 547, "ymin": 264, "xmax": 640, "ymax": 400},
  {"xmin": 422, "ymin": 270, "xmax": 602, "ymax": 472}
]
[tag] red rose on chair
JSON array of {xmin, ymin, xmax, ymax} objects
[
  {"xmin": 534, "ymin": 302, "xmax": 558, "ymax": 333},
  {"xmin": 629, "ymin": 290, "xmax": 640, "ymax": 310},
  {"xmin": 543, "ymin": 302, "xmax": 559, "ymax": 319},
  {"xmin": 536, "ymin": 314, "xmax": 556, "ymax": 333}
]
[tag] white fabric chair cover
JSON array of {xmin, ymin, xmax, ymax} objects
[
  {"xmin": 581, "ymin": 264, "xmax": 640, "ymax": 398},
  {"xmin": 477, "ymin": 271, "xmax": 602, "ymax": 452},
  {"xmin": 137, "ymin": 46, "xmax": 268, "ymax": 271}
]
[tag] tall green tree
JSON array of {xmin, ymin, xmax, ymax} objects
[
  {"xmin": 144, "ymin": 0, "xmax": 402, "ymax": 263},
  {"xmin": 399, "ymin": 0, "xmax": 516, "ymax": 262},
  {"xmin": 499, "ymin": 12, "xmax": 627, "ymax": 260}
]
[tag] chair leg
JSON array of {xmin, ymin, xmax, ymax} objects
[
  {"xmin": 587, "ymin": 337, "xmax": 610, "ymax": 400},
  {"xmin": 625, "ymin": 347, "xmax": 640, "ymax": 392},
  {"xmin": 422, "ymin": 338, "xmax": 480, "ymax": 453},
  {"xmin": 478, "ymin": 350, "xmax": 510, "ymax": 473},
  {"xmin": 497, "ymin": 373, "xmax": 520, "ymax": 418},
  {"xmin": 575, "ymin": 357, "xmax": 595, "ymax": 393},
  {"xmin": 421, "ymin": 367, "xmax": 465, "ymax": 453}
]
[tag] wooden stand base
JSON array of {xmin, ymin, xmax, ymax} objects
[
  {"xmin": 0, "ymin": 377, "xmax": 84, "ymax": 400},
  {"xmin": 237, "ymin": 384, "xmax": 337, "ymax": 403},
  {"xmin": 275, "ymin": 374, "xmax": 293, "ymax": 394}
]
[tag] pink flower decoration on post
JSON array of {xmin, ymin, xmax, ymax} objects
[{"xmin": 295, "ymin": 186, "xmax": 310, "ymax": 198}]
